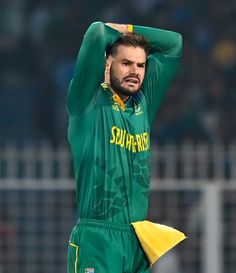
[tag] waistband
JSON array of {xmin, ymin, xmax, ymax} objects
[{"xmin": 77, "ymin": 218, "xmax": 132, "ymax": 232}]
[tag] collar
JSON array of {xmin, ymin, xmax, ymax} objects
[{"xmin": 101, "ymin": 83, "xmax": 126, "ymax": 111}]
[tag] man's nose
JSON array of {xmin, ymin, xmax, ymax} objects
[{"xmin": 129, "ymin": 64, "xmax": 139, "ymax": 74}]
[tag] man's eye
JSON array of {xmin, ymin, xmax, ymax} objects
[{"xmin": 122, "ymin": 62, "xmax": 129, "ymax": 66}]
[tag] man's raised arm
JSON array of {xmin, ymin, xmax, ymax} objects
[
  {"xmin": 67, "ymin": 22, "xmax": 120, "ymax": 116},
  {"xmin": 134, "ymin": 25, "xmax": 183, "ymax": 123}
]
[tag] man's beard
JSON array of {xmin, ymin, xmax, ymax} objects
[{"xmin": 110, "ymin": 68, "xmax": 141, "ymax": 97}]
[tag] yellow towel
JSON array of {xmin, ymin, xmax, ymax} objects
[{"xmin": 132, "ymin": 221, "xmax": 186, "ymax": 267}]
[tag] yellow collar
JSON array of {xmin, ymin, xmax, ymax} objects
[{"xmin": 101, "ymin": 83, "xmax": 126, "ymax": 111}]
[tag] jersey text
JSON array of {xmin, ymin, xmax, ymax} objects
[{"xmin": 110, "ymin": 126, "xmax": 149, "ymax": 153}]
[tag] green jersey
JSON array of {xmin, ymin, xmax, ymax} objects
[{"xmin": 67, "ymin": 22, "xmax": 182, "ymax": 224}]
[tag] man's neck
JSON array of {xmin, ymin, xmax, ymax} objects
[{"xmin": 109, "ymin": 85, "xmax": 129, "ymax": 102}]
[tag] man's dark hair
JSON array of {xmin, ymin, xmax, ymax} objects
[{"xmin": 106, "ymin": 32, "xmax": 150, "ymax": 58}]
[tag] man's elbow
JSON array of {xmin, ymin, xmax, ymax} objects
[
  {"xmin": 88, "ymin": 21, "xmax": 104, "ymax": 31},
  {"xmin": 84, "ymin": 21, "xmax": 105, "ymax": 41},
  {"xmin": 171, "ymin": 32, "xmax": 183, "ymax": 57}
]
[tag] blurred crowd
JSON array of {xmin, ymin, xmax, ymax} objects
[{"xmin": 0, "ymin": 0, "xmax": 236, "ymax": 144}]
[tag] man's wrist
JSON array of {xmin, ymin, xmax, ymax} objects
[
  {"xmin": 127, "ymin": 24, "xmax": 134, "ymax": 33},
  {"xmin": 106, "ymin": 23, "xmax": 133, "ymax": 34}
]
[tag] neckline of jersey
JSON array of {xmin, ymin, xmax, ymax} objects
[{"xmin": 101, "ymin": 82, "xmax": 132, "ymax": 111}]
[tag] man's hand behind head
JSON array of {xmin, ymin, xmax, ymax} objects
[{"xmin": 105, "ymin": 23, "xmax": 129, "ymax": 34}]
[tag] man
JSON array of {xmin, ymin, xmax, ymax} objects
[{"xmin": 67, "ymin": 22, "xmax": 185, "ymax": 273}]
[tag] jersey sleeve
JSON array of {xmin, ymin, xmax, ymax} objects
[
  {"xmin": 67, "ymin": 22, "xmax": 120, "ymax": 116},
  {"xmin": 133, "ymin": 25, "xmax": 183, "ymax": 124}
]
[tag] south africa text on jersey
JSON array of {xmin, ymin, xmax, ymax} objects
[{"xmin": 110, "ymin": 126, "xmax": 149, "ymax": 153}]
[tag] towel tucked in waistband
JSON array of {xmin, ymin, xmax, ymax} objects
[{"xmin": 131, "ymin": 220, "xmax": 186, "ymax": 267}]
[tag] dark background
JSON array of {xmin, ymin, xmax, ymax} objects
[
  {"xmin": 1, "ymin": 0, "xmax": 235, "ymax": 145},
  {"xmin": 0, "ymin": 2, "xmax": 236, "ymax": 273}
]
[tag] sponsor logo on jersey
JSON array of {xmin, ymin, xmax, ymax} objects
[
  {"xmin": 85, "ymin": 268, "xmax": 94, "ymax": 273},
  {"xmin": 110, "ymin": 126, "xmax": 149, "ymax": 153},
  {"xmin": 134, "ymin": 103, "xmax": 143, "ymax": 116}
]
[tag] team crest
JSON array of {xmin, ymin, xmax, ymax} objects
[
  {"xmin": 134, "ymin": 103, "xmax": 143, "ymax": 116},
  {"xmin": 85, "ymin": 268, "xmax": 94, "ymax": 273}
]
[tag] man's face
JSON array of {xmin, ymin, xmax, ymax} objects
[{"xmin": 108, "ymin": 45, "xmax": 147, "ymax": 99}]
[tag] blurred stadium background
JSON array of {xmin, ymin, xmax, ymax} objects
[{"xmin": 0, "ymin": 0, "xmax": 236, "ymax": 273}]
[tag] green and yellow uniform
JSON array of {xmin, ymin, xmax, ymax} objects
[{"xmin": 67, "ymin": 22, "xmax": 183, "ymax": 273}]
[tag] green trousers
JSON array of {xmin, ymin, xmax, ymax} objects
[{"xmin": 67, "ymin": 219, "xmax": 150, "ymax": 273}]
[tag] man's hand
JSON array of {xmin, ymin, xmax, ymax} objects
[
  {"xmin": 105, "ymin": 23, "xmax": 129, "ymax": 34},
  {"xmin": 104, "ymin": 55, "xmax": 114, "ymax": 84}
]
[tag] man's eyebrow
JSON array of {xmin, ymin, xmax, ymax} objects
[
  {"xmin": 121, "ymin": 58, "xmax": 146, "ymax": 65},
  {"xmin": 121, "ymin": 58, "xmax": 132, "ymax": 63}
]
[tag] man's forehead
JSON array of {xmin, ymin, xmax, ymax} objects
[{"xmin": 115, "ymin": 45, "xmax": 147, "ymax": 61}]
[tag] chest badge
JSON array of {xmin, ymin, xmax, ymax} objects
[{"xmin": 134, "ymin": 103, "xmax": 143, "ymax": 116}]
